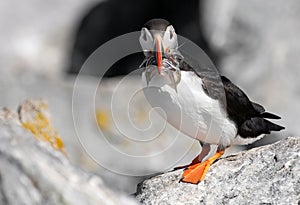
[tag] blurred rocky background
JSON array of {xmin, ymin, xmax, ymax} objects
[
  {"xmin": 0, "ymin": 0, "xmax": 298, "ymax": 203},
  {"xmin": 0, "ymin": 101, "xmax": 138, "ymax": 205}
]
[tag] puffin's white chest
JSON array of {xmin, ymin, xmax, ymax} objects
[{"xmin": 142, "ymin": 71, "xmax": 237, "ymax": 147}]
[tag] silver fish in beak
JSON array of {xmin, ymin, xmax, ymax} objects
[{"xmin": 141, "ymin": 55, "xmax": 182, "ymax": 92}]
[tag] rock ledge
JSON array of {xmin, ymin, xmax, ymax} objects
[{"xmin": 136, "ymin": 136, "xmax": 300, "ymax": 205}]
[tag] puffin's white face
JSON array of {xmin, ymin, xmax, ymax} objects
[
  {"xmin": 139, "ymin": 25, "xmax": 178, "ymax": 54},
  {"xmin": 139, "ymin": 25, "xmax": 178, "ymax": 67},
  {"xmin": 139, "ymin": 25, "xmax": 181, "ymax": 91}
]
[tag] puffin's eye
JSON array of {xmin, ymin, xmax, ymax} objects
[
  {"xmin": 163, "ymin": 25, "xmax": 178, "ymax": 49},
  {"xmin": 139, "ymin": 28, "xmax": 154, "ymax": 52},
  {"xmin": 169, "ymin": 29, "xmax": 173, "ymax": 40},
  {"xmin": 142, "ymin": 31, "xmax": 147, "ymax": 41}
]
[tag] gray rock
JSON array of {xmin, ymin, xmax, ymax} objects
[
  {"xmin": 135, "ymin": 136, "xmax": 300, "ymax": 205},
  {"xmin": 0, "ymin": 106, "xmax": 138, "ymax": 205}
]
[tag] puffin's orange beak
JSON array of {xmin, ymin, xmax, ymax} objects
[{"xmin": 154, "ymin": 36, "xmax": 163, "ymax": 73}]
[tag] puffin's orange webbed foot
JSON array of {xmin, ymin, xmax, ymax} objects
[
  {"xmin": 181, "ymin": 160, "xmax": 210, "ymax": 184},
  {"xmin": 181, "ymin": 150, "xmax": 224, "ymax": 184}
]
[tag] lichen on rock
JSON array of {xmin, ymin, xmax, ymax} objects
[
  {"xmin": 96, "ymin": 109, "xmax": 111, "ymax": 131},
  {"xmin": 18, "ymin": 99, "xmax": 67, "ymax": 157}
]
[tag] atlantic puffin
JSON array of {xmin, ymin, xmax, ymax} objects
[{"xmin": 139, "ymin": 19, "xmax": 285, "ymax": 184}]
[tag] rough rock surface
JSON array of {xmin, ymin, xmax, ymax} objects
[
  {"xmin": 0, "ymin": 104, "xmax": 138, "ymax": 205},
  {"xmin": 136, "ymin": 136, "xmax": 300, "ymax": 205}
]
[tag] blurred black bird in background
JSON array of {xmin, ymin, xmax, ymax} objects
[{"xmin": 67, "ymin": 0, "xmax": 218, "ymax": 77}]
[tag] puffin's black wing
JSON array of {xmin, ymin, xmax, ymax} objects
[{"xmin": 220, "ymin": 76, "xmax": 285, "ymax": 138}]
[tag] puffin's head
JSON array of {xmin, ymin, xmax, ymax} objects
[{"xmin": 139, "ymin": 19, "xmax": 178, "ymax": 73}]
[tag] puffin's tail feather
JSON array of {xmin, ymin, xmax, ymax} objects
[
  {"xmin": 251, "ymin": 101, "xmax": 282, "ymax": 119},
  {"xmin": 239, "ymin": 117, "xmax": 285, "ymax": 138},
  {"xmin": 261, "ymin": 112, "xmax": 281, "ymax": 119},
  {"xmin": 266, "ymin": 120, "xmax": 285, "ymax": 131}
]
